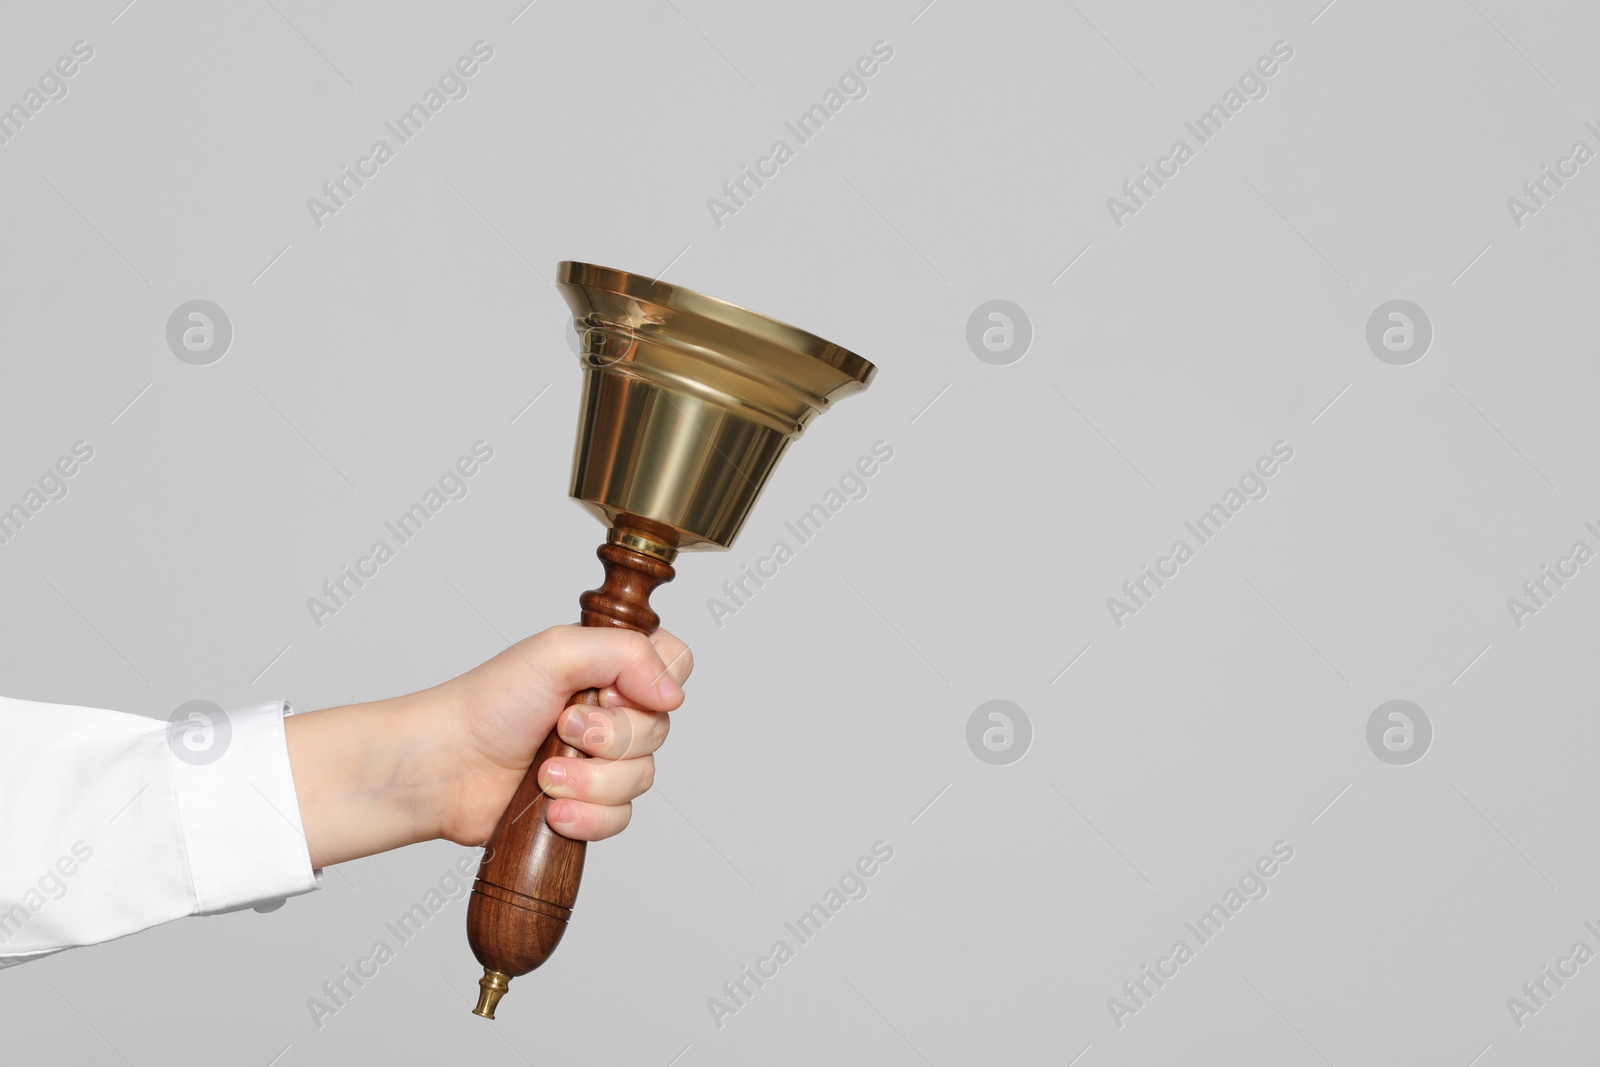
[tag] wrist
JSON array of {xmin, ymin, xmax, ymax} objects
[
  {"xmin": 386, "ymin": 680, "xmax": 470, "ymax": 848},
  {"xmin": 285, "ymin": 681, "xmax": 466, "ymax": 867}
]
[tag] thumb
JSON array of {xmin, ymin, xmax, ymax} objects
[{"xmin": 516, "ymin": 626, "xmax": 684, "ymax": 713}]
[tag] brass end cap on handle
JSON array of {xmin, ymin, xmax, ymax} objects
[{"xmin": 473, "ymin": 968, "xmax": 512, "ymax": 1019}]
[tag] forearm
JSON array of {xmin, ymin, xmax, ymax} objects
[{"xmin": 284, "ymin": 684, "xmax": 458, "ymax": 868}]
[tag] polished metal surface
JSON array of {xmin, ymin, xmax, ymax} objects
[
  {"xmin": 557, "ymin": 261, "xmax": 877, "ymax": 551},
  {"xmin": 472, "ymin": 969, "xmax": 510, "ymax": 1020}
]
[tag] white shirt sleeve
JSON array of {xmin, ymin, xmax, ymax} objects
[{"xmin": 0, "ymin": 695, "xmax": 322, "ymax": 968}]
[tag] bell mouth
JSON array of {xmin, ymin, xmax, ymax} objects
[
  {"xmin": 557, "ymin": 261, "xmax": 877, "ymax": 395},
  {"xmin": 556, "ymin": 261, "xmax": 876, "ymax": 552}
]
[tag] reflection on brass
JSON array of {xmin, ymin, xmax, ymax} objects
[
  {"xmin": 558, "ymin": 261, "xmax": 878, "ymax": 551},
  {"xmin": 606, "ymin": 526, "xmax": 678, "ymax": 563}
]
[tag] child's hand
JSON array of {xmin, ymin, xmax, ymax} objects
[
  {"xmin": 285, "ymin": 626, "xmax": 692, "ymax": 869},
  {"xmin": 442, "ymin": 625, "xmax": 692, "ymax": 846}
]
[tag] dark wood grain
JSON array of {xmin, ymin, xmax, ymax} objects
[{"xmin": 467, "ymin": 541, "xmax": 675, "ymax": 994}]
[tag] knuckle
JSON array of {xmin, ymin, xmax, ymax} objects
[
  {"xmin": 638, "ymin": 756, "xmax": 656, "ymax": 792},
  {"xmin": 572, "ymin": 759, "xmax": 596, "ymax": 790},
  {"xmin": 532, "ymin": 624, "xmax": 574, "ymax": 653}
]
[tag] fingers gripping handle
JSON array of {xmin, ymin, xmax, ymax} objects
[{"xmin": 467, "ymin": 541, "xmax": 675, "ymax": 1019}]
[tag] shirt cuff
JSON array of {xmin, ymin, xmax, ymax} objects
[{"xmin": 168, "ymin": 700, "xmax": 323, "ymax": 916}]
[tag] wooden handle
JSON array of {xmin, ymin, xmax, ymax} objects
[{"xmin": 467, "ymin": 540, "xmax": 675, "ymax": 1017}]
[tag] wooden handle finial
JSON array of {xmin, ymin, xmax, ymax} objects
[{"xmin": 467, "ymin": 538, "xmax": 674, "ymax": 1018}]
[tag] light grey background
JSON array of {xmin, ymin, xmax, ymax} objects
[{"xmin": 2, "ymin": 0, "xmax": 1597, "ymax": 1063}]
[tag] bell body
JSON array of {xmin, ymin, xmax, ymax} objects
[{"xmin": 560, "ymin": 259, "xmax": 876, "ymax": 551}]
